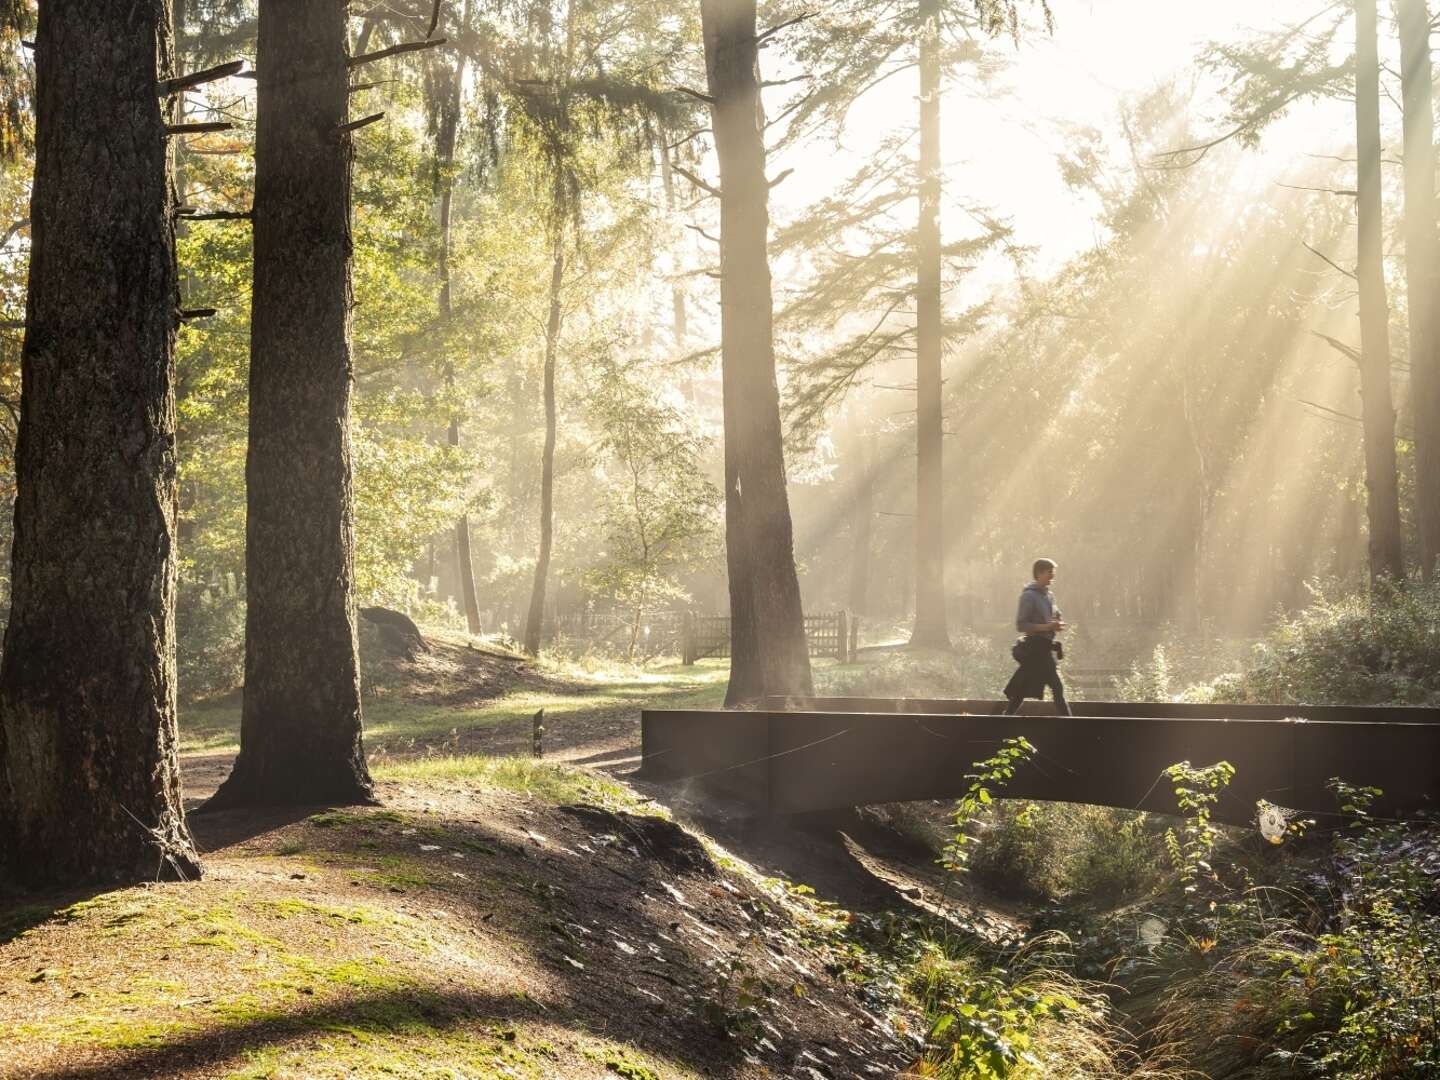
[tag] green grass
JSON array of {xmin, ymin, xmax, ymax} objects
[
  {"xmin": 374, "ymin": 754, "xmax": 636, "ymax": 807},
  {"xmin": 178, "ymin": 662, "xmax": 729, "ymax": 756}
]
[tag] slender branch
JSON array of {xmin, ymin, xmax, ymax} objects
[
  {"xmin": 685, "ymin": 223, "xmax": 720, "ymax": 244},
  {"xmin": 427, "ymin": 0, "xmax": 444, "ymax": 39},
  {"xmin": 0, "ymin": 319, "xmax": 23, "ymax": 331},
  {"xmin": 348, "ymin": 37, "xmax": 447, "ymax": 68},
  {"xmin": 158, "ymin": 60, "xmax": 247, "ymax": 96},
  {"xmin": 756, "ymin": 11, "xmax": 815, "ymax": 46},
  {"xmin": 179, "ymin": 308, "xmax": 219, "ymax": 321},
  {"xmin": 165, "ymin": 122, "xmax": 234, "ymax": 136},
  {"xmin": 675, "ymin": 85, "xmax": 716, "ymax": 105},
  {"xmin": 768, "ymin": 167, "xmax": 794, "ymax": 188},
  {"xmin": 337, "ymin": 112, "xmax": 386, "ymax": 135},
  {"xmin": 1277, "ymin": 181, "xmax": 1357, "ymax": 196},
  {"xmin": 672, "ymin": 164, "xmax": 720, "ymax": 198},
  {"xmin": 179, "ymin": 208, "xmax": 254, "ymax": 221},
  {"xmin": 761, "ymin": 74, "xmax": 812, "ymax": 88},
  {"xmin": 0, "ymin": 219, "xmax": 29, "ymax": 248},
  {"xmin": 1303, "ymin": 241, "xmax": 1357, "ymax": 280},
  {"xmin": 1312, "ymin": 330, "xmax": 1361, "ymax": 366},
  {"xmin": 1295, "ymin": 397, "xmax": 1362, "ymax": 425}
]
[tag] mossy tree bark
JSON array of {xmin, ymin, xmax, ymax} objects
[
  {"xmin": 701, "ymin": 0, "xmax": 813, "ymax": 706},
  {"xmin": 0, "ymin": 0, "xmax": 201, "ymax": 886},
  {"xmin": 206, "ymin": 0, "xmax": 374, "ymax": 808},
  {"xmin": 1355, "ymin": 0, "xmax": 1404, "ymax": 583},
  {"xmin": 911, "ymin": 0, "xmax": 951, "ymax": 649}
]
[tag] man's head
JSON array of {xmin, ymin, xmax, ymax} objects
[{"xmin": 1033, "ymin": 558, "xmax": 1057, "ymax": 586}]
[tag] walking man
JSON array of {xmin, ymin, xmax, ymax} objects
[{"xmin": 1002, "ymin": 558, "xmax": 1072, "ymax": 716}]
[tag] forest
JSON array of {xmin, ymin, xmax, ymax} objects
[{"xmin": 4, "ymin": 0, "xmax": 1440, "ymax": 1077}]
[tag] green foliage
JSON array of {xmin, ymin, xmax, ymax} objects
[
  {"xmin": 966, "ymin": 802, "xmax": 1166, "ymax": 904},
  {"xmin": 942, "ymin": 737, "xmax": 1037, "ymax": 877},
  {"xmin": 1116, "ymin": 645, "xmax": 1171, "ymax": 702},
  {"xmin": 175, "ymin": 580, "xmax": 244, "ymax": 701},
  {"xmin": 1186, "ymin": 578, "xmax": 1440, "ymax": 705},
  {"xmin": 816, "ymin": 636, "xmax": 1011, "ymax": 700},
  {"xmin": 1162, "ymin": 760, "xmax": 1235, "ymax": 896},
  {"xmin": 581, "ymin": 357, "xmax": 720, "ymax": 656}
]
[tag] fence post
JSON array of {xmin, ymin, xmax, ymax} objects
[
  {"xmin": 835, "ymin": 610, "xmax": 848, "ymax": 661},
  {"xmin": 849, "ymin": 615, "xmax": 860, "ymax": 664},
  {"xmin": 682, "ymin": 611, "xmax": 694, "ymax": 666}
]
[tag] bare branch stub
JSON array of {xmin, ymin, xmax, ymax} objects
[
  {"xmin": 348, "ymin": 37, "xmax": 447, "ymax": 68},
  {"xmin": 755, "ymin": 11, "xmax": 815, "ymax": 47},
  {"xmin": 337, "ymin": 112, "xmax": 386, "ymax": 136},
  {"xmin": 165, "ymin": 121, "xmax": 235, "ymax": 136},
  {"xmin": 157, "ymin": 60, "xmax": 246, "ymax": 96},
  {"xmin": 685, "ymin": 223, "xmax": 720, "ymax": 245},
  {"xmin": 768, "ymin": 167, "xmax": 794, "ymax": 188},
  {"xmin": 1303, "ymin": 241, "xmax": 1357, "ymax": 281},
  {"xmin": 179, "ymin": 209, "xmax": 254, "ymax": 222},
  {"xmin": 675, "ymin": 85, "xmax": 717, "ymax": 105},
  {"xmin": 179, "ymin": 308, "xmax": 219, "ymax": 321},
  {"xmin": 672, "ymin": 164, "xmax": 721, "ymax": 198}
]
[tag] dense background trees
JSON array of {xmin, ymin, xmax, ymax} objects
[{"xmin": 0, "ymin": 0, "xmax": 1437, "ymax": 824}]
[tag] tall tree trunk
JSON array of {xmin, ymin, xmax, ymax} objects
[
  {"xmin": 0, "ymin": 0, "xmax": 200, "ymax": 886},
  {"xmin": 1357, "ymin": 0, "xmax": 1405, "ymax": 582},
  {"xmin": 911, "ymin": 0, "xmax": 951, "ymax": 648},
  {"xmin": 849, "ymin": 434, "xmax": 874, "ymax": 615},
  {"xmin": 523, "ymin": 234, "xmax": 563, "ymax": 656},
  {"xmin": 1398, "ymin": 0, "xmax": 1440, "ymax": 576},
  {"xmin": 435, "ymin": 2, "xmax": 482, "ymax": 634},
  {"xmin": 207, "ymin": 0, "xmax": 373, "ymax": 808},
  {"xmin": 701, "ymin": 0, "xmax": 813, "ymax": 706},
  {"xmin": 657, "ymin": 134, "xmax": 695, "ymax": 401}
]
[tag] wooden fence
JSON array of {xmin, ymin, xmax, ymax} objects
[{"xmin": 681, "ymin": 611, "xmax": 856, "ymax": 665}]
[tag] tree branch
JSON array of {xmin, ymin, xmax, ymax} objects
[
  {"xmin": 756, "ymin": 11, "xmax": 815, "ymax": 46},
  {"xmin": 337, "ymin": 112, "xmax": 386, "ymax": 135},
  {"xmin": 158, "ymin": 60, "xmax": 247, "ymax": 96},
  {"xmin": 672, "ymin": 164, "xmax": 720, "ymax": 198},
  {"xmin": 1303, "ymin": 241, "xmax": 1357, "ymax": 280},
  {"xmin": 348, "ymin": 37, "xmax": 447, "ymax": 68},
  {"xmin": 165, "ymin": 122, "xmax": 234, "ymax": 136},
  {"xmin": 675, "ymin": 85, "xmax": 716, "ymax": 105},
  {"xmin": 685, "ymin": 223, "xmax": 720, "ymax": 244}
]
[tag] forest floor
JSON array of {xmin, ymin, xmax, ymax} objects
[{"xmin": 0, "ymin": 632, "xmax": 1002, "ymax": 1080}]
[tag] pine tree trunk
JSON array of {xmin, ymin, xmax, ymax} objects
[
  {"xmin": 523, "ymin": 234, "xmax": 563, "ymax": 657},
  {"xmin": 1357, "ymin": 0, "xmax": 1405, "ymax": 583},
  {"xmin": 701, "ymin": 0, "xmax": 813, "ymax": 706},
  {"xmin": 435, "ymin": 7, "xmax": 482, "ymax": 635},
  {"xmin": 1397, "ymin": 0, "xmax": 1440, "ymax": 576},
  {"xmin": 0, "ymin": 0, "xmax": 201, "ymax": 886},
  {"xmin": 911, "ymin": 0, "xmax": 951, "ymax": 648},
  {"xmin": 207, "ymin": 0, "xmax": 373, "ymax": 808},
  {"xmin": 849, "ymin": 434, "xmax": 874, "ymax": 615}
]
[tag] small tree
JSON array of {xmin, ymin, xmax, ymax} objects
[{"xmin": 584, "ymin": 359, "xmax": 720, "ymax": 659}]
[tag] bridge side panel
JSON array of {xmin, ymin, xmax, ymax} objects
[
  {"xmin": 639, "ymin": 709, "xmax": 770, "ymax": 806},
  {"xmin": 765, "ymin": 696, "xmax": 1440, "ymax": 725},
  {"xmin": 766, "ymin": 711, "xmax": 1440, "ymax": 825}
]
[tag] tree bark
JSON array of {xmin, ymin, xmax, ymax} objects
[
  {"xmin": 523, "ymin": 232, "xmax": 563, "ymax": 657},
  {"xmin": 911, "ymin": 0, "xmax": 951, "ymax": 648},
  {"xmin": 657, "ymin": 134, "xmax": 695, "ymax": 401},
  {"xmin": 1398, "ymin": 0, "xmax": 1440, "ymax": 576},
  {"xmin": 0, "ymin": 0, "xmax": 201, "ymax": 886},
  {"xmin": 701, "ymin": 0, "xmax": 813, "ymax": 705},
  {"xmin": 1356, "ymin": 0, "xmax": 1405, "ymax": 583},
  {"xmin": 206, "ymin": 0, "xmax": 374, "ymax": 808},
  {"xmin": 849, "ymin": 434, "xmax": 875, "ymax": 615},
  {"xmin": 435, "ymin": 1, "xmax": 482, "ymax": 635}
]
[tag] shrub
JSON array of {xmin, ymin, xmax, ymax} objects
[
  {"xmin": 176, "ymin": 583, "xmax": 244, "ymax": 701},
  {"xmin": 1183, "ymin": 577, "xmax": 1440, "ymax": 705}
]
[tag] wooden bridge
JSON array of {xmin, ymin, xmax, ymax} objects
[{"xmin": 639, "ymin": 697, "xmax": 1440, "ymax": 827}]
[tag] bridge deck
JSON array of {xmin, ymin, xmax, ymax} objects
[{"xmin": 640, "ymin": 699, "xmax": 1440, "ymax": 826}]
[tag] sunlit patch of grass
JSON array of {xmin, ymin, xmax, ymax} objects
[
  {"xmin": 375, "ymin": 754, "xmax": 634, "ymax": 807},
  {"xmin": 178, "ymin": 665, "xmax": 728, "ymax": 756}
]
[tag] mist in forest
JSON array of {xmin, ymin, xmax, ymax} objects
[{"xmin": 0, "ymin": 0, "xmax": 1407, "ymax": 686}]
